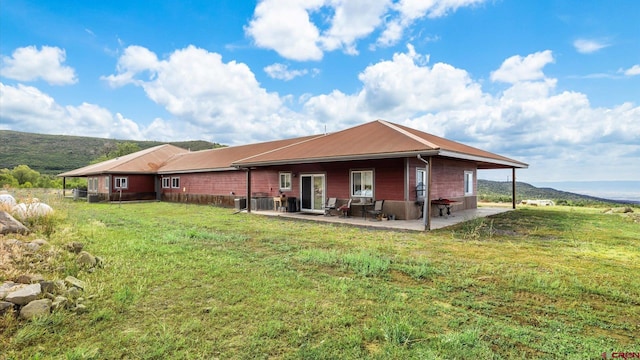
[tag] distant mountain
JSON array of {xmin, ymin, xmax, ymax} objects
[
  {"xmin": 0, "ymin": 130, "xmax": 223, "ymax": 175},
  {"xmin": 478, "ymin": 179, "xmax": 636, "ymax": 205}
]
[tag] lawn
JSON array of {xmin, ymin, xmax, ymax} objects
[{"xmin": 2, "ymin": 196, "xmax": 639, "ymax": 359}]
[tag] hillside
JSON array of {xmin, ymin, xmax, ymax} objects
[
  {"xmin": 0, "ymin": 130, "xmax": 222, "ymax": 175},
  {"xmin": 477, "ymin": 179, "xmax": 630, "ymax": 205}
]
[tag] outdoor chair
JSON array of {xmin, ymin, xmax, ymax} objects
[
  {"xmin": 337, "ymin": 199, "xmax": 352, "ymax": 218},
  {"xmin": 324, "ymin": 197, "xmax": 337, "ymax": 216},
  {"xmin": 366, "ymin": 200, "xmax": 384, "ymax": 220}
]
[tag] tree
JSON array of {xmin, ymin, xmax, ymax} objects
[
  {"xmin": 0, "ymin": 169, "xmax": 19, "ymax": 188},
  {"xmin": 91, "ymin": 142, "xmax": 141, "ymax": 164},
  {"xmin": 11, "ymin": 165, "xmax": 40, "ymax": 185}
]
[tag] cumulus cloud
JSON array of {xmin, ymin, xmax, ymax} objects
[
  {"xmin": 0, "ymin": 82, "xmax": 142, "ymax": 139},
  {"xmin": 622, "ymin": 64, "xmax": 640, "ymax": 76},
  {"xmin": 377, "ymin": 0, "xmax": 486, "ymax": 47},
  {"xmin": 245, "ymin": 0, "xmax": 483, "ymax": 60},
  {"xmin": 264, "ymin": 63, "xmax": 316, "ymax": 80},
  {"xmin": 573, "ymin": 38, "xmax": 610, "ymax": 54},
  {"xmin": 0, "ymin": 46, "xmax": 77, "ymax": 85},
  {"xmin": 490, "ymin": 50, "xmax": 554, "ymax": 84}
]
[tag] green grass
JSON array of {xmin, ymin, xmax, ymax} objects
[{"xmin": 1, "ymin": 197, "xmax": 639, "ymax": 359}]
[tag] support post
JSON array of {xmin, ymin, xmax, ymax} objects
[
  {"xmin": 426, "ymin": 157, "xmax": 432, "ymax": 231},
  {"xmin": 512, "ymin": 167, "xmax": 516, "ymax": 209},
  {"xmin": 246, "ymin": 169, "xmax": 252, "ymax": 213}
]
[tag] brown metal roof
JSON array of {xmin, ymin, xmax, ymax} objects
[
  {"xmin": 233, "ymin": 120, "xmax": 528, "ymax": 169},
  {"xmin": 158, "ymin": 135, "xmax": 321, "ymax": 173},
  {"xmin": 57, "ymin": 144, "xmax": 188, "ymax": 177}
]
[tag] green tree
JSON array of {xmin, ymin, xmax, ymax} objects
[
  {"xmin": 0, "ymin": 169, "xmax": 19, "ymax": 188},
  {"xmin": 11, "ymin": 165, "xmax": 40, "ymax": 185}
]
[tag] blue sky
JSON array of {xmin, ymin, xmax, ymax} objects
[{"xmin": 1, "ymin": 0, "xmax": 638, "ymax": 182}]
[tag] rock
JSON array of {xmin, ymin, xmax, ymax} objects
[
  {"xmin": 31, "ymin": 239, "xmax": 49, "ymax": 246},
  {"xmin": 73, "ymin": 304, "xmax": 88, "ymax": 314},
  {"xmin": 0, "ymin": 281, "xmax": 17, "ymax": 299},
  {"xmin": 67, "ymin": 287, "xmax": 81, "ymax": 299},
  {"xmin": 611, "ymin": 207, "xmax": 633, "ymax": 214},
  {"xmin": 0, "ymin": 193, "xmax": 17, "ymax": 207},
  {"xmin": 66, "ymin": 242, "xmax": 84, "ymax": 254},
  {"xmin": 12, "ymin": 202, "xmax": 54, "ymax": 221},
  {"xmin": 52, "ymin": 296, "xmax": 69, "ymax": 311},
  {"xmin": 4, "ymin": 283, "xmax": 41, "ymax": 305},
  {"xmin": 20, "ymin": 299, "xmax": 52, "ymax": 319},
  {"xmin": 64, "ymin": 276, "xmax": 85, "ymax": 290},
  {"xmin": 15, "ymin": 274, "xmax": 45, "ymax": 284},
  {"xmin": 0, "ymin": 211, "xmax": 29, "ymax": 235},
  {"xmin": 0, "ymin": 301, "xmax": 14, "ymax": 315},
  {"xmin": 39, "ymin": 281, "xmax": 55, "ymax": 294},
  {"xmin": 23, "ymin": 242, "xmax": 40, "ymax": 252},
  {"xmin": 77, "ymin": 251, "xmax": 97, "ymax": 268},
  {"xmin": 95, "ymin": 256, "xmax": 104, "ymax": 267},
  {"xmin": 3, "ymin": 239, "xmax": 23, "ymax": 248}
]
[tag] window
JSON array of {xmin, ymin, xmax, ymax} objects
[
  {"xmin": 171, "ymin": 177, "xmax": 180, "ymax": 189},
  {"xmin": 464, "ymin": 171, "xmax": 474, "ymax": 195},
  {"xmin": 279, "ymin": 172, "xmax": 292, "ymax": 191},
  {"xmin": 114, "ymin": 177, "xmax": 128, "ymax": 189},
  {"xmin": 104, "ymin": 176, "xmax": 109, "ymax": 190},
  {"xmin": 162, "ymin": 177, "xmax": 170, "ymax": 189},
  {"xmin": 351, "ymin": 170, "xmax": 373, "ymax": 197},
  {"xmin": 416, "ymin": 168, "xmax": 427, "ymax": 198}
]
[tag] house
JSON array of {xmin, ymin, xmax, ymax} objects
[{"xmin": 58, "ymin": 120, "xmax": 527, "ymax": 228}]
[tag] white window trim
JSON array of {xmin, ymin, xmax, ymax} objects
[
  {"xmin": 162, "ymin": 177, "xmax": 171, "ymax": 189},
  {"xmin": 279, "ymin": 172, "xmax": 292, "ymax": 191},
  {"xmin": 114, "ymin": 177, "xmax": 128, "ymax": 190},
  {"xmin": 464, "ymin": 171, "xmax": 474, "ymax": 196},
  {"xmin": 171, "ymin": 177, "xmax": 180, "ymax": 189},
  {"xmin": 416, "ymin": 168, "xmax": 427, "ymax": 198},
  {"xmin": 350, "ymin": 170, "xmax": 374, "ymax": 198},
  {"xmin": 104, "ymin": 176, "xmax": 109, "ymax": 190}
]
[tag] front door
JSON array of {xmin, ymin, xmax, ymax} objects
[{"xmin": 300, "ymin": 174, "xmax": 325, "ymax": 212}]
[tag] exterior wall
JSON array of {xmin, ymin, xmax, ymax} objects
[{"xmin": 429, "ymin": 158, "xmax": 477, "ymax": 215}]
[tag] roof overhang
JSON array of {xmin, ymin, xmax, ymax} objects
[
  {"xmin": 438, "ymin": 150, "xmax": 528, "ymax": 169},
  {"xmin": 158, "ymin": 167, "xmax": 238, "ymax": 175}
]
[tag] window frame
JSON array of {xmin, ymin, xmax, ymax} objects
[
  {"xmin": 279, "ymin": 172, "xmax": 292, "ymax": 191},
  {"xmin": 350, "ymin": 170, "xmax": 374, "ymax": 198},
  {"xmin": 464, "ymin": 171, "xmax": 474, "ymax": 196},
  {"xmin": 104, "ymin": 176, "xmax": 109, "ymax": 190},
  {"xmin": 416, "ymin": 168, "xmax": 427, "ymax": 198},
  {"xmin": 162, "ymin": 177, "xmax": 171, "ymax": 189},
  {"xmin": 114, "ymin": 177, "xmax": 128, "ymax": 190},
  {"xmin": 171, "ymin": 177, "xmax": 180, "ymax": 189}
]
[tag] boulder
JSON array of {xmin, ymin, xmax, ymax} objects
[
  {"xmin": 39, "ymin": 281, "xmax": 55, "ymax": 294},
  {"xmin": 0, "ymin": 211, "xmax": 29, "ymax": 235},
  {"xmin": 23, "ymin": 242, "xmax": 40, "ymax": 252},
  {"xmin": 0, "ymin": 281, "xmax": 17, "ymax": 299},
  {"xmin": 12, "ymin": 201, "xmax": 54, "ymax": 221},
  {"xmin": 52, "ymin": 296, "xmax": 69, "ymax": 311},
  {"xmin": 0, "ymin": 301, "xmax": 14, "ymax": 315},
  {"xmin": 77, "ymin": 251, "xmax": 97, "ymax": 268},
  {"xmin": 20, "ymin": 299, "xmax": 52, "ymax": 319},
  {"xmin": 31, "ymin": 239, "xmax": 49, "ymax": 246},
  {"xmin": 64, "ymin": 276, "xmax": 85, "ymax": 290},
  {"xmin": 5, "ymin": 283, "xmax": 42, "ymax": 305},
  {"xmin": 66, "ymin": 242, "xmax": 84, "ymax": 254},
  {"xmin": 0, "ymin": 193, "xmax": 17, "ymax": 207}
]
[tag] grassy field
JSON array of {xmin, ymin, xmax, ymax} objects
[{"xmin": 1, "ymin": 195, "xmax": 639, "ymax": 359}]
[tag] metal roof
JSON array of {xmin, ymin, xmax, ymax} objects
[
  {"xmin": 233, "ymin": 120, "xmax": 528, "ymax": 169},
  {"xmin": 157, "ymin": 135, "xmax": 320, "ymax": 174},
  {"xmin": 58, "ymin": 120, "xmax": 527, "ymax": 177},
  {"xmin": 57, "ymin": 144, "xmax": 188, "ymax": 177}
]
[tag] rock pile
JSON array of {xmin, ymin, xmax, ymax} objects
[{"xmin": 0, "ymin": 239, "xmax": 102, "ymax": 320}]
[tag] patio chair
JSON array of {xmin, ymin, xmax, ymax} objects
[
  {"xmin": 366, "ymin": 200, "xmax": 384, "ymax": 220},
  {"xmin": 337, "ymin": 199, "xmax": 352, "ymax": 218},
  {"xmin": 324, "ymin": 197, "xmax": 337, "ymax": 216}
]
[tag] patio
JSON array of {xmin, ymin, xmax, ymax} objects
[{"xmin": 251, "ymin": 206, "xmax": 513, "ymax": 232}]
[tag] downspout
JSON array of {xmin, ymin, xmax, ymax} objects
[
  {"xmin": 417, "ymin": 155, "xmax": 430, "ymax": 231},
  {"xmin": 512, "ymin": 167, "xmax": 516, "ymax": 209}
]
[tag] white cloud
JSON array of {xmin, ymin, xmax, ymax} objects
[
  {"xmin": 573, "ymin": 38, "xmax": 610, "ymax": 54},
  {"xmin": 264, "ymin": 63, "xmax": 315, "ymax": 80},
  {"xmin": 623, "ymin": 64, "xmax": 640, "ymax": 76},
  {"xmin": 490, "ymin": 50, "xmax": 554, "ymax": 84},
  {"xmin": 246, "ymin": 0, "xmax": 484, "ymax": 60},
  {"xmin": 0, "ymin": 46, "xmax": 77, "ymax": 85},
  {"xmin": 0, "ymin": 82, "xmax": 142, "ymax": 139},
  {"xmin": 377, "ymin": 0, "xmax": 486, "ymax": 47}
]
